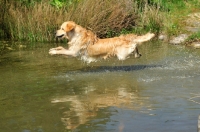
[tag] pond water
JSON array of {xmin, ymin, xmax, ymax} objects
[{"xmin": 0, "ymin": 40, "xmax": 200, "ymax": 132}]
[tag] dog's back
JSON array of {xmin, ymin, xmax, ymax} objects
[{"xmin": 51, "ymin": 21, "xmax": 155, "ymax": 63}]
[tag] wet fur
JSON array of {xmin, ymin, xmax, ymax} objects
[{"xmin": 49, "ymin": 21, "xmax": 155, "ymax": 63}]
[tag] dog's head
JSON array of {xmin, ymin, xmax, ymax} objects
[{"xmin": 55, "ymin": 21, "xmax": 76, "ymax": 39}]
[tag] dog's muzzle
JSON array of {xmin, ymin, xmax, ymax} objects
[
  {"xmin": 56, "ymin": 34, "xmax": 64, "ymax": 38},
  {"xmin": 55, "ymin": 29, "xmax": 66, "ymax": 38}
]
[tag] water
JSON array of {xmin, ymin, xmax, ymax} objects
[{"xmin": 0, "ymin": 41, "xmax": 200, "ymax": 132}]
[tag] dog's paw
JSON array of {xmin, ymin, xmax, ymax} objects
[
  {"xmin": 49, "ymin": 49, "xmax": 57, "ymax": 55},
  {"xmin": 135, "ymin": 53, "xmax": 142, "ymax": 58},
  {"xmin": 49, "ymin": 46, "xmax": 65, "ymax": 55}
]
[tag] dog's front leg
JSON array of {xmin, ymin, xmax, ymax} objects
[{"xmin": 49, "ymin": 46, "xmax": 77, "ymax": 57}]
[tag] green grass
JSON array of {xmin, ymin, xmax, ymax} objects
[
  {"xmin": 186, "ymin": 31, "xmax": 200, "ymax": 43},
  {"xmin": 0, "ymin": 0, "xmax": 200, "ymax": 42}
]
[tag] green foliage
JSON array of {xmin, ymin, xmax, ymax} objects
[
  {"xmin": 150, "ymin": 0, "xmax": 186, "ymax": 11},
  {"xmin": 50, "ymin": 0, "xmax": 79, "ymax": 8},
  {"xmin": 144, "ymin": 16, "xmax": 162, "ymax": 34},
  {"xmin": 120, "ymin": 28, "xmax": 134, "ymax": 35},
  {"xmin": 165, "ymin": 23, "xmax": 181, "ymax": 36},
  {"xmin": 1, "ymin": 0, "xmax": 200, "ymax": 42},
  {"xmin": 187, "ymin": 31, "xmax": 200, "ymax": 41},
  {"xmin": 105, "ymin": 28, "xmax": 133, "ymax": 38}
]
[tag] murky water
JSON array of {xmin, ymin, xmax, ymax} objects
[{"xmin": 0, "ymin": 41, "xmax": 200, "ymax": 132}]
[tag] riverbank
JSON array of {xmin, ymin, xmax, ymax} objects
[{"xmin": 0, "ymin": 0, "xmax": 200, "ymax": 43}]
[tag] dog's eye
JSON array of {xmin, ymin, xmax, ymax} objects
[{"xmin": 62, "ymin": 28, "xmax": 64, "ymax": 30}]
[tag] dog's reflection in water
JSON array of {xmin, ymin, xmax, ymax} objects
[{"xmin": 51, "ymin": 86, "xmax": 149, "ymax": 130}]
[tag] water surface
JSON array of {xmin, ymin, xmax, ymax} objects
[{"xmin": 0, "ymin": 41, "xmax": 200, "ymax": 132}]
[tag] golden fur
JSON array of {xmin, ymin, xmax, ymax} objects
[{"xmin": 49, "ymin": 21, "xmax": 155, "ymax": 63}]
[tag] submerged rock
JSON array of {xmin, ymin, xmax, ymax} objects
[
  {"xmin": 187, "ymin": 42, "xmax": 200, "ymax": 49},
  {"xmin": 6, "ymin": 47, "xmax": 14, "ymax": 51},
  {"xmin": 18, "ymin": 45, "xmax": 27, "ymax": 48},
  {"xmin": 169, "ymin": 34, "xmax": 189, "ymax": 45},
  {"xmin": 158, "ymin": 34, "xmax": 168, "ymax": 41}
]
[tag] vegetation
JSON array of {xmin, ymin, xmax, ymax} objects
[
  {"xmin": 0, "ymin": 0, "xmax": 200, "ymax": 42},
  {"xmin": 185, "ymin": 31, "xmax": 200, "ymax": 45}
]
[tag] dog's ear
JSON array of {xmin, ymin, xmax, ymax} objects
[{"xmin": 65, "ymin": 21, "xmax": 76, "ymax": 32}]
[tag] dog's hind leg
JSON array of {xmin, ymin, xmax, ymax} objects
[
  {"xmin": 116, "ymin": 47, "xmax": 129, "ymax": 60},
  {"xmin": 134, "ymin": 47, "xmax": 142, "ymax": 58},
  {"xmin": 128, "ymin": 44, "xmax": 141, "ymax": 58},
  {"xmin": 116, "ymin": 45, "xmax": 135, "ymax": 60}
]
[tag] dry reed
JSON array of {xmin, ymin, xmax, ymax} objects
[
  {"xmin": 5, "ymin": 0, "xmax": 140, "ymax": 41},
  {"xmin": 4, "ymin": 0, "xmax": 163, "ymax": 41}
]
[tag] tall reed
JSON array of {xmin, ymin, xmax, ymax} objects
[
  {"xmin": 6, "ymin": 0, "xmax": 141, "ymax": 41},
  {"xmin": 3, "ymin": 0, "xmax": 200, "ymax": 42},
  {"xmin": 8, "ymin": 2, "xmax": 62, "ymax": 41},
  {"xmin": 66, "ymin": 0, "xmax": 138, "ymax": 38}
]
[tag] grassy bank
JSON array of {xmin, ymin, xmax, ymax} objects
[{"xmin": 0, "ymin": 0, "xmax": 200, "ymax": 42}]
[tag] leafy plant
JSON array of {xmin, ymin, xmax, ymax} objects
[
  {"xmin": 186, "ymin": 31, "xmax": 200, "ymax": 42},
  {"xmin": 1, "ymin": 0, "xmax": 200, "ymax": 42},
  {"xmin": 50, "ymin": 0, "xmax": 78, "ymax": 8}
]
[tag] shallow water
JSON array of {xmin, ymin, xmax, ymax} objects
[{"xmin": 0, "ymin": 41, "xmax": 200, "ymax": 132}]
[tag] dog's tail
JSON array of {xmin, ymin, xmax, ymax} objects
[
  {"xmin": 133, "ymin": 33, "xmax": 155, "ymax": 43},
  {"xmin": 119, "ymin": 32, "xmax": 155, "ymax": 44}
]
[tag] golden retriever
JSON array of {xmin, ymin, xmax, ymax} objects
[{"xmin": 49, "ymin": 21, "xmax": 155, "ymax": 63}]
